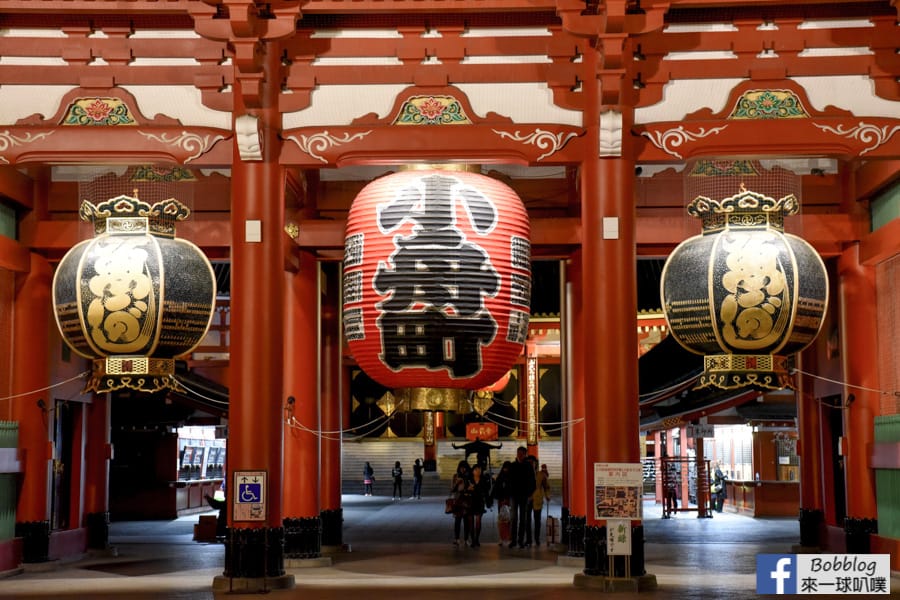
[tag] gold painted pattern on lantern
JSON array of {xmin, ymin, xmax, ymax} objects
[
  {"xmin": 662, "ymin": 299, "xmax": 715, "ymax": 345},
  {"xmin": 705, "ymin": 354, "xmax": 777, "ymax": 372},
  {"xmin": 107, "ymin": 217, "xmax": 149, "ymax": 235},
  {"xmin": 717, "ymin": 232, "xmax": 790, "ymax": 350},
  {"xmin": 85, "ymin": 237, "xmax": 157, "ymax": 354}
]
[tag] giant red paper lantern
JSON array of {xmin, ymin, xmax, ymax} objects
[{"xmin": 343, "ymin": 169, "xmax": 531, "ymax": 393}]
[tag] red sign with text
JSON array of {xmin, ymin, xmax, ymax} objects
[{"xmin": 466, "ymin": 422, "xmax": 498, "ymax": 441}]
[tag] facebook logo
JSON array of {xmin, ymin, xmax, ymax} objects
[{"xmin": 757, "ymin": 554, "xmax": 797, "ymax": 594}]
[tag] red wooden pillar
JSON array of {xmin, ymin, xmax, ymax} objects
[
  {"xmin": 319, "ymin": 262, "xmax": 344, "ymax": 548},
  {"xmin": 797, "ymin": 347, "xmax": 825, "ymax": 547},
  {"xmin": 565, "ymin": 249, "xmax": 585, "ymax": 518},
  {"xmin": 13, "ymin": 254, "xmax": 51, "ymax": 521},
  {"xmin": 13, "ymin": 254, "xmax": 52, "ymax": 546},
  {"xmin": 218, "ymin": 43, "xmax": 292, "ymax": 587},
  {"xmin": 83, "ymin": 394, "xmax": 111, "ymax": 550},
  {"xmin": 837, "ymin": 244, "xmax": 878, "ymax": 519},
  {"xmin": 283, "ymin": 250, "xmax": 321, "ymax": 556},
  {"xmin": 582, "ymin": 124, "xmax": 640, "ymax": 508},
  {"xmin": 578, "ymin": 38, "xmax": 644, "ymax": 580}
]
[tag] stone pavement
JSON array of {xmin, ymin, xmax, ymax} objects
[{"xmin": 0, "ymin": 495, "xmax": 897, "ymax": 599}]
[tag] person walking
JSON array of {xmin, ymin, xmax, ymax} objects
[
  {"xmin": 507, "ymin": 446, "xmax": 536, "ymax": 549},
  {"xmin": 363, "ymin": 462, "xmax": 375, "ymax": 496},
  {"xmin": 411, "ymin": 458, "xmax": 424, "ymax": 499},
  {"xmin": 531, "ymin": 462, "xmax": 551, "ymax": 545},
  {"xmin": 492, "ymin": 461, "xmax": 512, "ymax": 545},
  {"xmin": 449, "ymin": 460, "xmax": 472, "ymax": 546},
  {"xmin": 465, "ymin": 463, "xmax": 492, "ymax": 547},
  {"xmin": 391, "ymin": 460, "xmax": 403, "ymax": 500},
  {"xmin": 712, "ymin": 461, "xmax": 727, "ymax": 513}
]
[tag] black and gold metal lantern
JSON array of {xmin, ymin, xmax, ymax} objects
[
  {"xmin": 660, "ymin": 186, "xmax": 828, "ymax": 390},
  {"xmin": 53, "ymin": 194, "xmax": 216, "ymax": 393}
]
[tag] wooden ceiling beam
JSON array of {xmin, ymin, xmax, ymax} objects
[
  {"xmin": 0, "ymin": 167, "xmax": 34, "ymax": 209},
  {"xmin": 854, "ymin": 160, "xmax": 900, "ymax": 201}
]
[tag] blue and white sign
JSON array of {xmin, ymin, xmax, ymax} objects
[
  {"xmin": 233, "ymin": 470, "xmax": 267, "ymax": 522},
  {"xmin": 757, "ymin": 554, "xmax": 891, "ymax": 595}
]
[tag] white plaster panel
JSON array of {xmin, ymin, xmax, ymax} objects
[
  {"xmin": 635, "ymin": 78, "xmax": 744, "ymax": 125},
  {"xmin": 122, "ymin": 85, "xmax": 231, "ymax": 129},
  {"xmin": 284, "ymin": 82, "xmax": 581, "ymax": 129},
  {"xmin": 456, "ymin": 83, "xmax": 581, "ymax": 126},
  {"xmin": 283, "ymin": 84, "xmax": 408, "ymax": 128},
  {"xmin": 792, "ymin": 76, "xmax": 900, "ymax": 118},
  {"xmin": 637, "ymin": 75, "xmax": 899, "ymax": 125},
  {"xmin": 461, "ymin": 27, "xmax": 551, "ymax": 37},
  {"xmin": 461, "ymin": 55, "xmax": 552, "ymax": 64},
  {"xmin": 0, "ymin": 29, "xmax": 67, "ymax": 38},
  {"xmin": 0, "ymin": 85, "xmax": 76, "ymax": 125}
]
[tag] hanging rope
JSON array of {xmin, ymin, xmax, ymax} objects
[
  {"xmin": 0, "ymin": 371, "xmax": 89, "ymax": 402},
  {"xmin": 791, "ymin": 367, "xmax": 899, "ymax": 397}
]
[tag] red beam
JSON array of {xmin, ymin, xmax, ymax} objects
[
  {"xmin": 0, "ymin": 167, "xmax": 33, "ymax": 209},
  {"xmin": 860, "ymin": 218, "xmax": 900, "ymax": 266},
  {"xmin": 24, "ymin": 212, "xmax": 858, "ymax": 259},
  {"xmin": 854, "ymin": 160, "xmax": 900, "ymax": 201},
  {"xmin": 0, "ymin": 236, "xmax": 31, "ymax": 272}
]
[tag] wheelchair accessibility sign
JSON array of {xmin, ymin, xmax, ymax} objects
[{"xmin": 233, "ymin": 471, "xmax": 267, "ymax": 522}]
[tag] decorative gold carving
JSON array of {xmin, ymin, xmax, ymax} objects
[
  {"xmin": 80, "ymin": 196, "xmax": 191, "ymax": 238},
  {"xmin": 284, "ymin": 130, "xmax": 373, "ymax": 163},
  {"xmin": 697, "ymin": 354, "xmax": 791, "ymax": 390},
  {"xmin": 492, "ymin": 128, "xmax": 578, "ymax": 161},
  {"xmin": 284, "ymin": 222, "xmax": 300, "ymax": 240},
  {"xmin": 394, "ymin": 387, "xmax": 472, "ymax": 414},
  {"xmin": 0, "ymin": 131, "xmax": 54, "ymax": 163},
  {"xmin": 813, "ymin": 122, "xmax": 900, "ymax": 156},
  {"xmin": 639, "ymin": 126, "xmax": 728, "ymax": 160},
  {"xmin": 137, "ymin": 131, "xmax": 226, "ymax": 163},
  {"xmin": 471, "ymin": 390, "xmax": 495, "ymax": 416},
  {"xmin": 85, "ymin": 357, "xmax": 182, "ymax": 394},
  {"xmin": 688, "ymin": 188, "xmax": 799, "ymax": 233}
]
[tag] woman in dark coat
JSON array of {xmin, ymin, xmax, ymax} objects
[
  {"xmin": 363, "ymin": 462, "xmax": 375, "ymax": 496},
  {"xmin": 465, "ymin": 463, "xmax": 492, "ymax": 547},
  {"xmin": 449, "ymin": 460, "xmax": 471, "ymax": 546}
]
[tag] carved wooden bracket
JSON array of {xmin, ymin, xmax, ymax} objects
[{"xmin": 191, "ymin": 1, "xmax": 302, "ymax": 108}]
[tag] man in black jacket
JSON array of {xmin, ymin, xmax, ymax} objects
[{"xmin": 507, "ymin": 446, "xmax": 536, "ymax": 548}]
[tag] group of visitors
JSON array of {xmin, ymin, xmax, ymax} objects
[
  {"xmin": 359, "ymin": 448, "xmax": 553, "ymax": 548},
  {"xmin": 361, "ymin": 458, "xmax": 425, "ymax": 499},
  {"xmin": 448, "ymin": 445, "xmax": 550, "ymax": 548}
]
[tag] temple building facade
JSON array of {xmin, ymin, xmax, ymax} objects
[{"xmin": 0, "ymin": 0, "xmax": 896, "ymax": 592}]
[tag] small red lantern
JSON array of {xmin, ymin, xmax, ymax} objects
[{"xmin": 343, "ymin": 169, "xmax": 531, "ymax": 394}]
